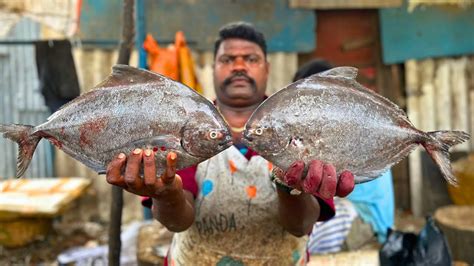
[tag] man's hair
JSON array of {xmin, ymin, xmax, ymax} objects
[
  {"xmin": 213, "ymin": 21, "xmax": 267, "ymax": 58},
  {"xmin": 292, "ymin": 59, "xmax": 333, "ymax": 82}
]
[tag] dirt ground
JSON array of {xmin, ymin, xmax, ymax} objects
[
  {"xmin": 0, "ymin": 229, "xmax": 104, "ymax": 265},
  {"xmin": 0, "ymin": 209, "xmax": 427, "ymax": 265}
]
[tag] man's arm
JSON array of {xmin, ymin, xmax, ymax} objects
[
  {"xmin": 275, "ymin": 160, "xmax": 355, "ymax": 236},
  {"xmin": 106, "ymin": 149, "xmax": 195, "ymax": 232},
  {"xmin": 278, "ymin": 191, "xmax": 321, "ymax": 237}
]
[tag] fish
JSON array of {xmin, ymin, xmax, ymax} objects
[
  {"xmin": 0, "ymin": 64, "xmax": 233, "ymax": 178},
  {"xmin": 242, "ymin": 67, "xmax": 470, "ymax": 185}
]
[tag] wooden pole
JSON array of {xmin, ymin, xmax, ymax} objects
[{"xmin": 108, "ymin": 0, "xmax": 135, "ymax": 265}]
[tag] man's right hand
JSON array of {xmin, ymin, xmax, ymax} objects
[
  {"xmin": 106, "ymin": 149, "xmax": 195, "ymax": 232},
  {"xmin": 106, "ymin": 148, "xmax": 184, "ymax": 200}
]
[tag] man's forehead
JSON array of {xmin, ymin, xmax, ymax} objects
[{"xmin": 217, "ymin": 38, "xmax": 264, "ymax": 56}]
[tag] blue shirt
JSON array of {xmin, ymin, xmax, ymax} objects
[{"xmin": 347, "ymin": 170, "xmax": 395, "ymax": 243}]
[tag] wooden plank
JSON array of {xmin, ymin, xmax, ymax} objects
[
  {"xmin": 434, "ymin": 59, "xmax": 452, "ymax": 130},
  {"xmin": 469, "ymin": 57, "xmax": 474, "ymax": 151},
  {"xmin": 196, "ymin": 52, "xmax": 215, "ymax": 101},
  {"xmin": 290, "ymin": 0, "xmax": 402, "ymax": 9},
  {"xmin": 450, "ymin": 58, "xmax": 470, "ymax": 151},
  {"xmin": 267, "ymin": 52, "xmax": 297, "ymax": 94},
  {"xmin": 419, "ymin": 59, "xmax": 436, "ymax": 132},
  {"xmin": 380, "ymin": 5, "xmax": 474, "ymax": 64},
  {"xmin": 0, "ymin": 178, "xmax": 91, "ymax": 217},
  {"xmin": 405, "ymin": 60, "xmax": 423, "ymax": 216}
]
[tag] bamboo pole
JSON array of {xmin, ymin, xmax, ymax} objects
[{"xmin": 108, "ymin": 0, "xmax": 135, "ymax": 265}]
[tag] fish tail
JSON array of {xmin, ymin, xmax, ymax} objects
[
  {"xmin": 423, "ymin": 130, "xmax": 470, "ymax": 186},
  {"xmin": 0, "ymin": 124, "xmax": 41, "ymax": 178}
]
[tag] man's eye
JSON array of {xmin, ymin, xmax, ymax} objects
[
  {"xmin": 219, "ymin": 56, "xmax": 233, "ymax": 64},
  {"xmin": 247, "ymin": 55, "xmax": 260, "ymax": 64}
]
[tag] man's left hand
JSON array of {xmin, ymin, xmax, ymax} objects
[{"xmin": 273, "ymin": 160, "xmax": 355, "ymax": 199}]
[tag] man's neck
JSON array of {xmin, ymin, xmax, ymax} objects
[{"xmin": 216, "ymin": 100, "xmax": 260, "ymax": 143}]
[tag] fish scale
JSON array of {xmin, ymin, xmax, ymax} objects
[{"xmin": 242, "ymin": 67, "xmax": 470, "ymax": 185}]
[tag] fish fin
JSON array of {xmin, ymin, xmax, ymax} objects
[
  {"xmin": 132, "ymin": 135, "xmax": 181, "ymax": 150},
  {"xmin": 311, "ymin": 67, "xmax": 410, "ymax": 121},
  {"xmin": 0, "ymin": 124, "xmax": 41, "ymax": 178},
  {"xmin": 102, "ymin": 135, "xmax": 182, "ymax": 154},
  {"xmin": 315, "ymin": 66, "xmax": 358, "ymax": 80},
  {"xmin": 423, "ymin": 130, "xmax": 470, "ymax": 186},
  {"xmin": 96, "ymin": 64, "xmax": 170, "ymax": 88}
]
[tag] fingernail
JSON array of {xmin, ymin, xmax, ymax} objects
[
  {"xmin": 144, "ymin": 149, "xmax": 151, "ymax": 157},
  {"xmin": 118, "ymin": 153, "xmax": 125, "ymax": 159},
  {"xmin": 168, "ymin": 152, "xmax": 176, "ymax": 161},
  {"xmin": 133, "ymin": 148, "xmax": 142, "ymax": 155}
]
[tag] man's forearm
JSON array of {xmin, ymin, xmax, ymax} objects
[
  {"xmin": 277, "ymin": 190, "xmax": 320, "ymax": 237},
  {"xmin": 152, "ymin": 190, "xmax": 195, "ymax": 232}
]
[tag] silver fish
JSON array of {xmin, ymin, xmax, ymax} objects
[
  {"xmin": 0, "ymin": 65, "xmax": 233, "ymax": 178},
  {"xmin": 242, "ymin": 67, "xmax": 469, "ymax": 185}
]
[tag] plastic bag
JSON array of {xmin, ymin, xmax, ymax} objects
[{"xmin": 379, "ymin": 216, "xmax": 452, "ymax": 266}]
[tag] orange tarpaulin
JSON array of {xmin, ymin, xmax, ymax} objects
[{"xmin": 143, "ymin": 31, "xmax": 202, "ymax": 94}]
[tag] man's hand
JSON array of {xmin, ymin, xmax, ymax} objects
[
  {"xmin": 106, "ymin": 148, "xmax": 195, "ymax": 232},
  {"xmin": 106, "ymin": 148, "xmax": 183, "ymax": 199},
  {"xmin": 273, "ymin": 160, "xmax": 355, "ymax": 199}
]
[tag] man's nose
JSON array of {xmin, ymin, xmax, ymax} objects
[{"xmin": 232, "ymin": 57, "xmax": 247, "ymax": 71}]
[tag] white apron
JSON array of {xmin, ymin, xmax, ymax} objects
[{"xmin": 168, "ymin": 146, "xmax": 308, "ymax": 265}]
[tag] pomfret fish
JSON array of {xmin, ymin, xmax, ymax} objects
[
  {"xmin": 1, "ymin": 65, "xmax": 233, "ymax": 178},
  {"xmin": 242, "ymin": 67, "xmax": 469, "ymax": 185}
]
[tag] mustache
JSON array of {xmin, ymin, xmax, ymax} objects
[{"xmin": 223, "ymin": 71, "xmax": 256, "ymax": 87}]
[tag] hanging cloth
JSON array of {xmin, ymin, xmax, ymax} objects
[
  {"xmin": 143, "ymin": 32, "xmax": 202, "ymax": 94},
  {"xmin": 34, "ymin": 40, "xmax": 81, "ymax": 113}
]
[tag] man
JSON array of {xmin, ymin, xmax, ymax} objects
[{"xmin": 106, "ymin": 22, "xmax": 355, "ymax": 265}]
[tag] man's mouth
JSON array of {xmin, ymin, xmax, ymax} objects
[{"xmin": 230, "ymin": 77, "xmax": 250, "ymax": 84}]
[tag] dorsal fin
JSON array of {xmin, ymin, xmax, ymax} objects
[
  {"xmin": 96, "ymin": 64, "xmax": 168, "ymax": 88},
  {"xmin": 308, "ymin": 69, "xmax": 411, "ymax": 122},
  {"xmin": 315, "ymin": 66, "xmax": 358, "ymax": 80}
]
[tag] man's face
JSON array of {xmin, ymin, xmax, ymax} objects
[{"xmin": 213, "ymin": 38, "xmax": 269, "ymax": 108}]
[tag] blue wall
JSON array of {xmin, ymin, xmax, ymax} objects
[
  {"xmin": 380, "ymin": 4, "xmax": 474, "ymax": 64},
  {"xmin": 80, "ymin": 0, "xmax": 316, "ymax": 52}
]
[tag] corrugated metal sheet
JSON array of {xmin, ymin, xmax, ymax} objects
[{"xmin": 0, "ymin": 18, "xmax": 53, "ymax": 179}]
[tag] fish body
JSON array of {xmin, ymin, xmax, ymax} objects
[
  {"xmin": 1, "ymin": 65, "xmax": 232, "ymax": 178},
  {"xmin": 242, "ymin": 67, "xmax": 469, "ymax": 185}
]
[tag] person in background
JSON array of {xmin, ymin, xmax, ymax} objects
[
  {"xmin": 105, "ymin": 22, "xmax": 355, "ymax": 265},
  {"xmin": 293, "ymin": 59, "xmax": 395, "ymax": 254}
]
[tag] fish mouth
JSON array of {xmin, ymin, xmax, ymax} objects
[
  {"xmin": 242, "ymin": 130, "xmax": 253, "ymax": 142},
  {"xmin": 218, "ymin": 137, "xmax": 233, "ymax": 147}
]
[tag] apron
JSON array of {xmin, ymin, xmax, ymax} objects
[{"xmin": 168, "ymin": 146, "xmax": 308, "ymax": 266}]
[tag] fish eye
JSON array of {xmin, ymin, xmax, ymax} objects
[
  {"xmin": 255, "ymin": 128, "xmax": 263, "ymax": 135},
  {"xmin": 209, "ymin": 130, "xmax": 219, "ymax": 139}
]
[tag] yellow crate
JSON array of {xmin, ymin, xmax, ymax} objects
[
  {"xmin": 449, "ymin": 154, "xmax": 474, "ymax": 205},
  {"xmin": 0, "ymin": 214, "xmax": 52, "ymax": 248}
]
